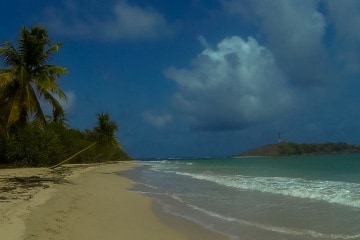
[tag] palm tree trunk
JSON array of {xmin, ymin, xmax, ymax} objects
[{"xmin": 50, "ymin": 142, "xmax": 97, "ymax": 169}]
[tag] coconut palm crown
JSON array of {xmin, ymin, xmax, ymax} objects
[
  {"xmin": 0, "ymin": 26, "xmax": 68, "ymax": 134},
  {"xmin": 92, "ymin": 113, "xmax": 119, "ymax": 145}
]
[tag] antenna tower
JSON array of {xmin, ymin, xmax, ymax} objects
[{"xmin": 278, "ymin": 132, "xmax": 282, "ymax": 143}]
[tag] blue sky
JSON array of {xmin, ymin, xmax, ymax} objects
[{"xmin": 2, "ymin": 0, "xmax": 360, "ymax": 158}]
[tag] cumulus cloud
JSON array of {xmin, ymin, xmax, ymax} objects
[
  {"xmin": 44, "ymin": 1, "xmax": 174, "ymax": 41},
  {"xmin": 222, "ymin": 0, "xmax": 328, "ymax": 86},
  {"xmin": 143, "ymin": 111, "xmax": 173, "ymax": 131},
  {"xmin": 165, "ymin": 36, "xmax": 294, "ymax": 131}
]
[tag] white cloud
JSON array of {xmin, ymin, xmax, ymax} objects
[
  {"xmin": 44, "ymin": 1, "xmax": 174, "ymax": 41},
  {"xmin": 222, "ymin": 0, "xmax": 328, "ymax": 85},
  {"xmin": 143, "ymin": 111, "xmax": 173, "ymax": 130},
  {"xmin": 165, "ymin": 36, "xmax": 294, "ymax": 131}
]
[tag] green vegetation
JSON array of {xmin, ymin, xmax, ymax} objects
[
  {"xmin": 239, "ymin": 142, "xmax": 360, "ymax": 157},
  {"xmin": 0, "ymin": 26, "xmax": 131, "ymax": 167}
]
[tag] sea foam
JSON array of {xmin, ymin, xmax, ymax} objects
[{"xmin": 171, "ymin": 171, "xmax": 360, "ymax": 209}]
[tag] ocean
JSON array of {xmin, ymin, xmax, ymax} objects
[{"xmin": 122, "ymin": 153, "xmax": 360, "ymax": 240}]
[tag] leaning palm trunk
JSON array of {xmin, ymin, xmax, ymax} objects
[
  {"xmin": 50, "ymin": 113, "xmax": 121, "ymax": 169},
  {"xmin": 50, "ymin": 142, "xmax": 96, "ymax": 169}
]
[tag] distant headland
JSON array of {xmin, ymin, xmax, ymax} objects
[{"xmin": 238, "ymin": 142, "xmax": 360, "ymax": 157}]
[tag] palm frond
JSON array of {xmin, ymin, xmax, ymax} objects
[
  {"xmin": 20, "ymin": 26, "xmax": 52, "ymax": 70},
  {"xmin": 35, "ymin": 65, "xmax": 68, "ymax": 78},
  {"xmin": 26, "ymin": 84, "xmax": 46, "ymax": 124},
  {"xmin": 42, "ymin": 91, "xmax": 65, "ymax": 122},
  {"xmin": 0, "ymin": 41, "xmax": 22, "ymax": 67},
  {"xmin": 6, "ymin": 89, "xmax": 22, "ymax": 126},
  {"xmin": 0, "ymin": 71, "xmax": 15, "ymax": 87},
  {"xmin": 35, "ymin": 75, "xmax": 68, "ymax": 101},
  {"xmin": 46, "ymin": 42, "xmax": 62, "ymax": 56},
  {"xmin": 17, "ymin": 65, "xmax": 47, "ymax": 125}
]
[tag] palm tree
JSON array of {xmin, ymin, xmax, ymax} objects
[
  {"xmin": 0, "ymin": 26, "xmax": 68, "ymax": 134},
  {"xmin": 92, "ymin": 113, "xmax": 119, "ymax": 145}
]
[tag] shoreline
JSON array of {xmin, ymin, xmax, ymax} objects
[
  {"xmin": 0, "ymin": 162, "xmax": 228, "ymax": 240},
  {"xmin": 151, "ymin": 197, "xmax": 229, "ymax": 240}
]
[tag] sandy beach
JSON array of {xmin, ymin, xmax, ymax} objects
[{"xmin": 0, "ymin": 162, "xmax": 227, "ymax": 240}]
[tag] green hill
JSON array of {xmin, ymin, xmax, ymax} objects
[{"xmin": 238, "ymin": 142, "xmax": 360, "ymax": 157}]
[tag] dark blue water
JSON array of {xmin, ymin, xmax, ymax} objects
[{"xmin": 123, "ymin": 154, "xmax": 360, "ymax": 240}]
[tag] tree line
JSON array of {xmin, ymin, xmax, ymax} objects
[
  {"xmin": 239, "ymin": 142, "xmax": 360, "ymax": 157},
  {"xmin": 277, "ymin": 142, "xmax": 360, "ymax": 156},
  {"xmin": 0, "ymin": 26, "xmax": 131, "ymax": 167}
]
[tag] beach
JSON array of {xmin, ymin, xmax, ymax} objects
[{"xmin": 0, "ymin": 162, "xmax": 227, "ymax": 240}]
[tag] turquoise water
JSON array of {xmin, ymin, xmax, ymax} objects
[{"xmin": 123, "ymin": 153, "xmax": 360, "ymax": 240}]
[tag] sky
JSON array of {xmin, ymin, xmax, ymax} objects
[{"xmin": 2, "ymin": 0, "xmax": 360, "ymax": 158}]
